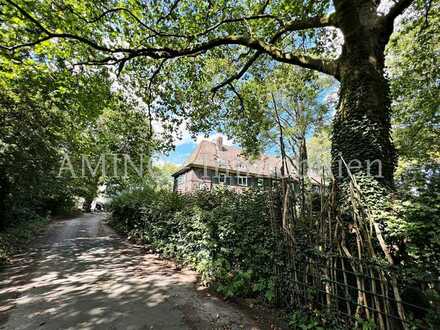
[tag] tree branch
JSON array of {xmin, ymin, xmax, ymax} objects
[
  {"xmin": 211, "ymin": 13, "xmax": 337, "ymax": 91},
  {"xmin": 228, "ymin": 83, "xmax": 245, "ymax": 113},
  {"xmin": 2, "ymin": 26, "xmax": 337, "ymax": 79},
  {"xmin": 72, "ymin": 56, "xmax": 121, "ymax": 67},
  {"xmin": 3, "ymin": 0, "xmax": 133, "ymax": 54},
  {"xmin": 6, "ymin": 0, "xmax": 50, "ymax": 34},
  {"xmin": 147, "ymin": 59, "xmax": 167, "ymax": 98},
  {"xmin": 4, "ymin": 0, "xmax": 338, "ymax": 77},
  {"xmin": 146, "ymin": 59, "xmax": 168, "ymax": 140},
  {"xmin": 150, "ymin": 36, "xmax": 338, "ymax": 76},
  {"xmin": 277, "ymin": 52, "xmax": 338, "ymax": 77},
  {"xmin": 0, "ymin": 35, "xmax": 52, "ymax": 51},
  {"xmin": 156, "ymin": 0, "xmax": 181, "ymax": 24},
  {"xmin": 386, "ymin": 0, "xmax": 416, "ymax": 22},
  {"xmin": 280, "ymin": 13, "xmax": 336, "ymax": 35},
  {"xmin": 61, "ymin": 5, "xmax": 190, "ymax": 40},
  {"xmin": 211, "ymin": 51, "xmax": 261, "ymax": 93}
]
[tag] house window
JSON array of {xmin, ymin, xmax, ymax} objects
[
  {"xmin": 237, "ymin": 176, "xmax": 248, "ymax": 186},
  {"xmin": 177, "ymin": 175, "xmax": 184, "ymax": 185},
  {"xmin": 217, "ymin": 159, "xmax": 227, "ymax": 167},
  {"xmin": 237, "ymin": 162, "xmax": 247, "ymax": 170},
  {"xmin": 216, "ymin": 173, "xmax": 227, "ymax": 184}
]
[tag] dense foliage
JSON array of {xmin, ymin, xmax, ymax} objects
[
  {"xmin": 110, "ymin": 180, "xmax": 440, "ymax": 328},
  {"xmin": 0, "ymin": 212, "xmax": 48, "ymax": 265},
  {"xmin": 390, "ymin": 162, "xmax": 440, "ymax": 278},
  {"xmin": 0, "ymin": 57, "xmax": 158, "ymax": 231},
  {"xmin": 0, "ymin": 60, "xmax": 109, "ymax": 226},
  {"xmin": 384, "ymin": 3, "xmax": 440, "ymax": 282},
  {"xmin": 386, "ymin": 4, "xmax": 439, "ymax": 163},
  {"xmin": 1, "ymin": 0, "xmax": 428, "ymax": 188}
]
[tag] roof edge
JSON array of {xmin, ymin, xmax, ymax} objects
[
  {"xmin": 172, "ymin": 163, "xmax": 284, "ymax": 179},
  {"xmin": 171, "ymin": 166, "xmax": 191, "ymax": 177}
]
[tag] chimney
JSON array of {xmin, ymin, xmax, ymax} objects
[{"xmin": 216, "ymin": 136, "xmax": 223, "ymax": 150}]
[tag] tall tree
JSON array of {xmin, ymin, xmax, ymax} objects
[
  {"xmin": 225, "ymin": 65, "xmax": 332, "ymax": 179},
  {"xmin": 0, "ymin": 0, "xmax": 424, "ymax": 197},
  {"xmin": 0, "ymin": 54, "xmax": 158, "ymax": 223},
  {"xmin": 386, "ymin": 2, "xmax": 439, "ymax": 164},
  {"xmin": 0, "ymin": 58, "xmax": 113, "ymax": 224}
]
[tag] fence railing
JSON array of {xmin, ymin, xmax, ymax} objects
[
  {"xmin": 274, "ymin": 250, "xmax": 439, "ymax": 329},
  {"xmin": 268, "ymin": 164, "xmax": 439, "ymax": 329}
]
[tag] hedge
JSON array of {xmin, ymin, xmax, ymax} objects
[{"xmin": 109, "ymin": 187, "xmax": 287, "ymax": 301}]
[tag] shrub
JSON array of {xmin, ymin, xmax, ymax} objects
[
  {"xmin": 0, "ymin": 212, "xmax": 48, "ymax": 265},
  {"xmin": 109, "ymin": 187, "xmax": 286, "ymax": 301},
  {"xmin": 109, "ymin": 177, "xmax": 440, "ymax": 328}
]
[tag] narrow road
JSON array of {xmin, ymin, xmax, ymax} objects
[{"xmin": 0, "ymin": 214, "xmax": 265, "ymax": 330}]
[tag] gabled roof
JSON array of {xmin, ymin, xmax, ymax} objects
[{"xmin": 172, "ymin": 140, "xmax": 286, "ymax": 178}]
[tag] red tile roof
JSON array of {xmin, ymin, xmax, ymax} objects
[{"xmin": 172, "ymin": 140, "xmax": 288, "ymax": 178}]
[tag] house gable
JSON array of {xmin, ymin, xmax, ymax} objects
[{"xmin": 172, "ymin": 138, "xmax": 288, "ymax": 193}]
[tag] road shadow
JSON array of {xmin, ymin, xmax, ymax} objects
[{"xmin": 0, "ymin": 214, "xmax": 263, "ymax": 330}]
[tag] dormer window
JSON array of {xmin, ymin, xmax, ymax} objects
[{"xmin": 217, "ymin": 159, "xmax": 227, "ymax": 167}]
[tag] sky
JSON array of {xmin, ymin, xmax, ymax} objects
[
  {"xmin": 159, "ymin": 142, "xmax": 194, "ymax": 165},
  {"xmin": 155, "ymin": 132, "xmax": 235, "ymax": 166}
]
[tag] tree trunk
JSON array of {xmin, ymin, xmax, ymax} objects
[
  {"xmin": 298, "ymin": 135, "xmax": 308, "ymax": 179},
  {"xmin": 0, "ymin": 172, "xmax": 9, "ymax": 230},
  {"xmin": 331, "ymin": 2, "xmax": 397, "ymax": 188},
  {"xmin": 331, "ymin": 64, "xmax": 396, "ymax": 187},
  {"xmin": 298, "ymin": 135, "xmax": 307, "ymax": 214},
  {"xmin": 296, "ymin": 101, "xmax": 308, "ymax": 180},
  {"xmin": 83, "ymin": 197, "xmax": 93, "ymax": 213}
]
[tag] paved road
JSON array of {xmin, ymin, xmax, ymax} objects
[{"xmin": 0, "ymin": 214, "xmax": 262, "ymax": 330}]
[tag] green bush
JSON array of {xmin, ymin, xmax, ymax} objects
[
  {"xmin": 0, "ymin": 212, "xmax": 48, "ymax": 265},
  {"xmin": 389, "ymin": 162, "xmax": 440, "ymax": 278},
  {"xmin": 109, "ymin": 187, "xmax": 286, "ymax": 301}
]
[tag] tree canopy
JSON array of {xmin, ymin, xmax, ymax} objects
[
  {"xmin": 0, "ymin": 2, "xmax": 438, "ymax": 326},
  {"xmin": 1, "ymin": 0, "xmax": 437, "ymax": 212},
  {"xmin": 386, "ymin": 3, "xmax": 439, "ymax": 163},
  {"xmin": 0, "ymin": 54, "xmax": 158, "ymax": 225}
]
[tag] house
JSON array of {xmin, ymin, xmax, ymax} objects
[{"xmin": 172, "ymin": 137, "xmax": 287, "ymax": 193}]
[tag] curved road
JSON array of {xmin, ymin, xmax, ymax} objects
[{"xmin": 0, "ymin": 214, "xmax": 265, "ymax": 330}]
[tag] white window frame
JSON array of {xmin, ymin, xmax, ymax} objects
[
  {"xmin": 217, "ymin": 159, "xmax": 227, "ymax": 167},
  {"xmin": 177, "ymin": 174, "xmax": 184, "ymax": 185},
  {"xmin": 237, "ymin": 176, "xmax": 248, "ymax": 186}
]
